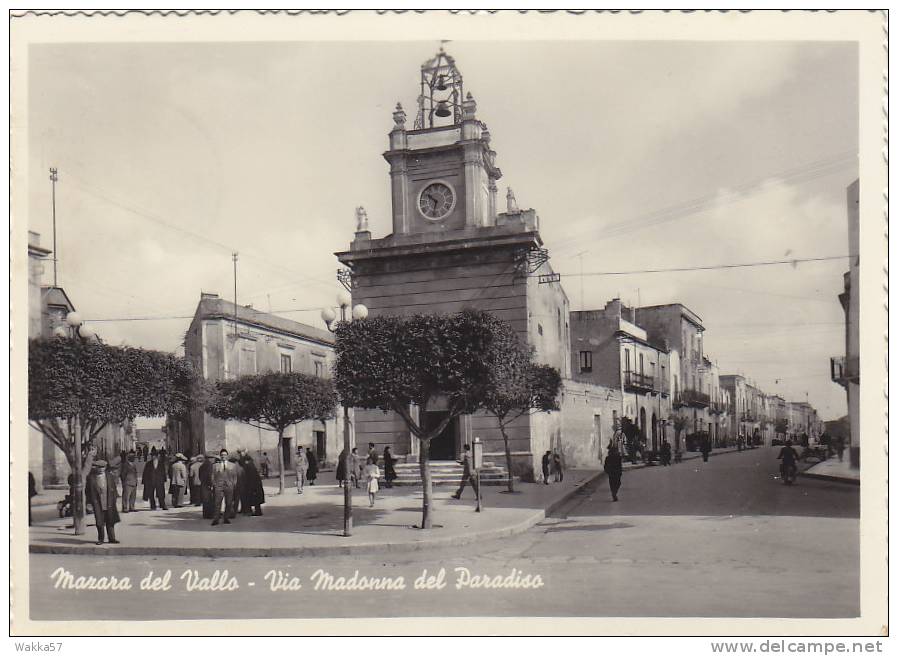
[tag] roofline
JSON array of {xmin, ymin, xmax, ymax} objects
[
  {"xmin": 41, "ymin": 286, "xmax": 76, "ymax": 312},
  {"xmin": 638, "ymin": 303, "xmax": 704, "ymax": 329}
]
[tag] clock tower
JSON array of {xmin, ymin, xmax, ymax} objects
[
  {"xmin": 384, "ymin": 48, "xmax": 502, "ymax": 235},
  {"xmin": 336, "ymin": 49, "xmax": 571, "ymax": 477}
]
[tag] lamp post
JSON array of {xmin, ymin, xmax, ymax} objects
[
  {"xmin": 322, "ymin": 291, "xmax": 368, "ymax": 537},
  {"xmin": 62, "ymin": 311, "xmax": 95, "ymax": 535}
]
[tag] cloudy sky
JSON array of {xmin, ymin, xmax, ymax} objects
[{"xmin": 27, "ymin": 39, "xmax": 857, "ymax": 420}]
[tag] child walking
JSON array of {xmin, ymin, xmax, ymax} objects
[{"xmin": 364, "ymin": 456, "xmax": 380, "ymax": 507}]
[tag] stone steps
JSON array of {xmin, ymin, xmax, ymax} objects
[{"xmin": 380, "ymin": 461, "xmax": 514, "ymax": 487}]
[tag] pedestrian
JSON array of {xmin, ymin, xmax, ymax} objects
[
  {"xmin": 836, "ymin": 435, "xmax": 846, "ymax": 462},
  {"xmin": 368, "ymin": 442, "xmax": 378, "ymax": 467},
  {"xmin": 238, "ymin": 450, "xmax": 265, "ymax": 516},
  {"xmin": 28, "ymin": 471, "xmax": 37, "ymax": 526},
  {"xmin": 451, "ymin": 443, "xmax": 479, "ymax": 500},
  {"xmin": 552, "ymin": 451, "xmax": 564, "ymax": 482},
  {"xmin": 260, "ymin": 452, "xmax": 271, "ymax": 479},
  {"xmin": 200, "ymin": 453, "xmax": 215, "ymax": 518},
  {"xmin": 349, "ymin": 447, "xmax": 361, "ymax": 489},
  {"xmin": 295, "ymin": 447, "xmax": 308, "ymax": 494},
  {"xmin": 86, "ymin": 459, "xmax": 121, "ymax": 545},
  {"xmin": 604, "ymin": 444, "xmax": 623, "ymax": 502},
  {"xmin": 700, "ymin": 434, "xmax": 712, "ymax": 463},
  {"xmin": 306, "ymin": 447, "xmax": 318, "ymax": 486},
  {"xmin": 211, "ymin": 450, "xmax": 238, "ymax": 526},
  {"xmin": 336, "ymin": 448, "xmax": 349, "ymax": 488},
  {"xmin": 364, "ymin": 456, "xmax": 380, "ymax": 507},
  {"xmin": 659, "ymin": 439, "xmax": 672, "ymax": 466},
  {"xmin": 189, "ymin": 455, "xmax": 204, "ymax": 506},
  {"xmin": 383, "ymin": 446, "xmax": 397, "ymax": 488},
  {"xmin": 229, "ymin": 453, "xmax": 244, "ymax": 518},
  {"xmin": 141, "ymin": 450, "xmax": 168, "ymax": 510},
  {"xmin": 541, "ymin": 450, "xmax": 551, "ymax": 485},
  {"xmin": 120, "ymin": 451, "xmax": 138, "ymax": 512},
  {"xmin": 169, "ymin": 453, "xmax": 188, "ymax": 508}
]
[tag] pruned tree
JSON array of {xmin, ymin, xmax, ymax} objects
[
  {"xmin": 28, "ymin": 337, "xmax": 197, "ymax": 535},
  {"xmin": 671, "ymin": 413, "xmax": 689, "ymax": 451},
  {"xmin": 774, "ymin": 417, "xmax": 789, "ymax": 439},
  {"xmin": 207, "ymin": 371, "xmax": 337, "ymax": 494},
  {"xmin": 333, "ymin": 310, "xmax": 514, "ymax": 529},
  {"xmin": 481, "ymin": 332, "xmax": 561, "ymax": 492}
]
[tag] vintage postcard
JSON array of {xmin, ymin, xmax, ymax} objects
[{"xmin": 9, "ymin": 9, "xmax": 888, "ymax": 637}]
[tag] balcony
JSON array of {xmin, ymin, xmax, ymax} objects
[
  {"xmin": 676, "ymin": 388, "xmax": 710, "ymax": 408},
  {"xmin": 831, "ymin": 355, "xmax": 859, "ymax": 388},
  {"xmin": 741, "ymin": 412, "xmax": 757, "ymax": 423},
  {"xmin": 624, "ymin": 370, "xmax": 655, "ymax": 393}
]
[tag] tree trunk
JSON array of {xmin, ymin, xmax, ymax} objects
[
  {"xmin": 419, "ymin": 438, "xmax": 433, "ymax": 529},
  {"xmin": 72, "ymin": 417, "xmax": 85, "ymax": 535},
  {"xmin": 500, "ymin": 424, "xmax": 514, "ymax": 493},
  {"xmin": 277, "ymin": 429, "xmax": 286, "ymax": 495}
]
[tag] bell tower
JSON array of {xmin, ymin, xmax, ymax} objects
[{"xmin": 383, "ymin": 48, "xmax": 502, "ymax": 236}]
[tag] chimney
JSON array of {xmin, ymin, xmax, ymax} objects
[{"xmin": 200, "ymin": 292, "xmax": 219, "ymax": 300}]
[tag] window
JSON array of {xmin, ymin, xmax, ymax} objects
[
  {"xmin": 579, "ymin": 350, "xmax": 593, "ymax": 373},
  {"xmin": 639, "ymin": 353, "xmax": 644, "ymax": 375},
  {"xmin": 314, "ymin": 360, "xmax": 325, "ymax": 377},
  {"xmin": 624, "ymin": 349, "xmax": 631, "ymax": 372},
  {"xmin": 280, "ymin": 354, "xmax": 292, "ymax": 373}
]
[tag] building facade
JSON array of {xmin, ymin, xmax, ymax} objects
[{"xmin": 169, "ymin": 293, "xmax": 343, "ymax": 469}]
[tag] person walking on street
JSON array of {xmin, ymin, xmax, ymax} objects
[
  {"xmin": 211, "ymin": 450, "xmax": 238, "ymax": 526},
  {"xmin": 306, "ymin": 448, "xmax": 318, "ymax": 486},
  {"xmin": 383, "ymin": 446, "xmax": 397, "ymax": 488},
  {"xmin": 189, "ymin": 455, "xmax": 204, "ymax": 506},
  {"xmin": 120, "ymin": 451, "xmax": 138, "ymax": 512},
  {"xmin": 552, "ymin": 451, "xmax": 564, "ymax": 482},
  {"xmin": 451, "ymin": 444, "xmax": 479, "ymax": 500},
  {"xmin": 604, "ymin": 444, "xmax": 623, "ymax": 502},
  {"xmin": 238, "ymin": 450, "xmax": 265, "ymax": 516},
  {"xmin": 835, "ymin": 435, "xmax": 846, "ymax": 462},
  {"xmin": 349, "ymin": 447, "xmax": 361, "ymax": 489},
  {"xmin": 169, "ymin": 454, "xmax": 188, "ymax": 508},
  {"xmin": 295, "ymin": 447, "xmax": 308, "ymax": 494},
  {"xmin": 364, "ymin": 457, "xmax": 380, "ymax": 507},
  {"xmin": 541, "ymin": 450, "xmax": 551, "ymax": 485},
  {"xmin": 659, "ymin": 439, "xmax": 672, "ymax": 466},
  {"xmin": 86, "ymin": 458, "xmax": 121, "ymax": 545},
  {"xmin": 142, "ymin": 451, "xmax": 168, "ymax": 510},
  {"xmin": 336, "ymin": 448, "xmax": 349, "ymax": 488},
  {"xmin": 28, "ymin": 471, "xmax": 37, "ymax": 526},
  {"xmin": 700, "ymin": 434, "xmax": 712, "ymax": 463},
  {"xmin": 260, "ymin": 452, "xmax": 271, "ymax": 479}
]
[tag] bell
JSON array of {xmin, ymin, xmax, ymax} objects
[
  {"xmin": 435, "ymin": 74, "xmax": 448, "ymax": 91},
  {"xmin": 434, "ymin": 100, "xmax": 451, "ymax": 117}
]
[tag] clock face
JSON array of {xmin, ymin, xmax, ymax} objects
[{"xmin": 417, "ymin": 182, "xmax": 455, "ymax": 220}]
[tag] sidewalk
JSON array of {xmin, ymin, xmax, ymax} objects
[
  {"xmin": 28, "ymin": 468, "xmax": 601, "ymax": 558},
  {"xmin": 800, "ymin": 456, "xmax": 860, "ymax": 485}
]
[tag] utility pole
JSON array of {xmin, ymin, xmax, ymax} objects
[
  {"xmin": 232, "ymin": 253, "xmax": 239, "ymax": 339},
  {"xmin": 50, "ymin": 167, "xmax": 58, "ymax": 287}
]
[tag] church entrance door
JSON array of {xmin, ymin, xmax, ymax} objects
[{"xmin": 424, "ymin": 411, "xmax": 458, "ymax": 461}]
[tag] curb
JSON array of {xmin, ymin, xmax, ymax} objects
[
  {"xmin": 798, "ymin": 471, "xmax": 860, "ymax": 486},
  {"xmin": 29, "ymin": 471, "xmax": 605, "ymax": 559}
]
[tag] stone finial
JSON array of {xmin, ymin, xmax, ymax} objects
[
  {"xmin": 481, "ymin": 122, "xmax": 491, "ymax": 143},
  {"xmin": 506, "ymin": 187, "xmax": 518, "ymax": 213},
  {"xmin": 462, "ymin": 92, "xmax": 477, "ymax": 120},
  {"xmin": 355, "ymin": 206, "xmax": 369, "ymax": 232},
  {"xmin": 392, "ymin": 102, "xmax": 407, "ymax": 129}
]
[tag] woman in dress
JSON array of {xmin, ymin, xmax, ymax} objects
[
  {"xmin": 336, "ymin": 448, "xmax": 348, "ymax": 488},
  {"xmin": 306, "ymin": 447, "xmax": 318, "ymax": 486},
  {"xmin": 383, "ymin": 446, "xmax": 397, "ymax": 488},
  {"xmin": 364, "ymin": 457, "xmax": 380, "ymax": 507},
  {"xmin": 295, "ymin": 447, "xmax": 308, "ymax": 494}
]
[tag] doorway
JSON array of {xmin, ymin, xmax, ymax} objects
[
  {"xmin": 281, "ymin": 437, "xmax": 293, "ymax": 470},
  {"xmin": 424, "ymin": 411, "xmax": 458, "ymax": 460},
  {"xmin": 639, "ymin": 407, "xmax": 647, "ymax": 443},
  {"xmin": 314, "ymin": 430, "xmax": 327, "ymax": 464}
]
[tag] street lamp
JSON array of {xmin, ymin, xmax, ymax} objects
[{"xmin": 321, "ymin": 294, "xmax": 368, "ymax": 538}]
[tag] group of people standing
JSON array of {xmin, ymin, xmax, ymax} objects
[
  {"xmin": 334, "ymin": 443, "xmax": 393, "ymax": 507},
  {"xmin": 540, "ymin": 450, "xmax": 565, "ymax": 485}
]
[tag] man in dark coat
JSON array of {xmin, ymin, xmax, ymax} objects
[
  {"xmin": 541, "ymin": 450, "xmax": 551, "ymax": 485},
  {"xmin": 604, "ymin": 445, "xmax": 623, "ymax": 502},
  {"xmin": 229, "ymin": 454, "xmax": 244, "ymax": 518},
  {"xmin": 199, "ymin": 453, "xmax": 215, "ymax": 518},
  {"xmin": 86, "ymin": 459, "xmax": 121, "ymax": 544},
  {"xmin": 700, "ymin": 434, "xmax": 712, "ymax": 462},
  {"xmin": 141, "ymin": 451, "xmax": 168, "ymax": 510},
  {"xmin": 238, "ymin": 451, "xmax": 265, "ymax": 516}
]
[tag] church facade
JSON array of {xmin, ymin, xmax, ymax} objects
[{"xmin": 336, "ymin": 50, "xmax": 619, "ymax": 479}]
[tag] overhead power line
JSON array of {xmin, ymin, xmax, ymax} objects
[
  {"xmin": 85, "ymin": 306, "xmax": 324, "ymax": 323},
  {"xmin": 554, "ymin": 255, "xmax": 850, "ymax": 278}
]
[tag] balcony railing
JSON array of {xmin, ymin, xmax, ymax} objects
[
  {"xmin": 624, "ymin": 370, "xmax": 655, "ymax": 393},
  {"xmin": 676, "ymin": 388, "xmax": 710, "ymax": 408},
  {"xmin": 831, "ymin": 355, "xmax": 859, "ymax": 387}
]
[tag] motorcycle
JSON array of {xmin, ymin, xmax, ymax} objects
[{"xmin": 780, "ymin": 462, "xmax": 797, "ymax": 485}]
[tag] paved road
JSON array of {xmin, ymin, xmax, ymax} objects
[{"xmin": 28, "ymin": 448, "xmax": 858, "ymax": 621}]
